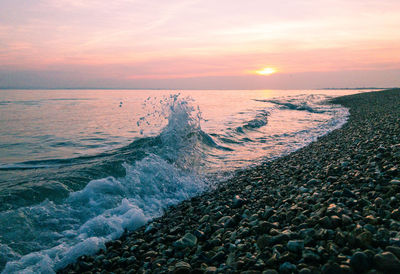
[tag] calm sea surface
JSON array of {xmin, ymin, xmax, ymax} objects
[{"xmin": 0, "ymin": 89, "xmax": 372, "ymax": 272}]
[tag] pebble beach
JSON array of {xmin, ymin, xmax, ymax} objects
[{"xmin": 59, "ymin": 89, "xmax": 400, "ymax": 274}]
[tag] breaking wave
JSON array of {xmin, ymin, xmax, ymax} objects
[{"xmin": 1, "ymin": 95, "xmax": 219, "ymax": 273}]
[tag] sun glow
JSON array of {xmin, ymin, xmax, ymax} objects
[{"xmin": 255, "ymin": 67, "xmax": 277, "ymax": 75}]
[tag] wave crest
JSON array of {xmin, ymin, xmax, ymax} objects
[{"xmin": 2, "ymin": 95, "xmax": 213, "ymax": 273}]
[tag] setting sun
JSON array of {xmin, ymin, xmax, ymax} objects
[{"xmin": 255, "ymin": 67, "xmax": 277, "ymax": 76}]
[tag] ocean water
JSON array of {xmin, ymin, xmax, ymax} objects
[{"xmin": 0, "ymin": 89, "xmax": 371, "ymax": 273}]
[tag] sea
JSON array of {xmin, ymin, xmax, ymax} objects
[{"xmin": 0, "ymin": 89, "xmax": 375, "ymax": 273}]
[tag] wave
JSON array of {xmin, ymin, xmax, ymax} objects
[
  {"xmin": 0, "ymin": 98, "xmax": 94, "ymax": 106},
  {"xmin": 235, "ymin": 110, "xmax": 269, "ymax": 133},
  {"xmin": 0, "ymin": 163, "xmax": 56, "ymax": 170},
  {"xmin": 268, "ymin": 100, "xmax": 323, "ymax": 113},
  {"xmin": 254, "ymin": 94, "xmax": 330, "ymax": 114},
  {"xmin": 1, "ymin": 95, "xmax": 220, "ymax": 273}
]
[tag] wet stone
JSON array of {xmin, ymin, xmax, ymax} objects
[
  {"xmin": 307, "ymin": 178, "xmax": 321, "ymax": 185},
  {"xmin": 232, "ymin": 195, "xmax": 245, "ymax": 208},
  {"xmin": 374, "ymin": 251, "xmax": 400, "ymax": 272},
  {"xmin": 386, "ymin": 246, "xmax": 400, "ymax": 260},
  {"xmin": 390, "ymin": 179, "xmax": 400, "ymax": 185},
  {"xmin": 342, "ymin": 188, "xmax": 356, "ymax": 198},
  {"xmin": 298, "ymin": 268, "xmax": 312, "ymax": 274},
  {"xmin": 321, "ymin": 263, "xmax": 341, "ymax": 274},
  {"xmin": 391, "ymin": 209, "xmax": 400, "ymax": 220},
  {"xmin": 194, "ymin": 229, "xmax": 206, "ymax": 240},
  {"xmin": 262, "ymin": 270, "xmax": 279, "ymax": 274},
  {"xmin": 350, "ymin": 251, "xmax": 369, "ymax": 273},
  {"xmin": 174, "ymin": 233, "xmax": 198, "ymax": 249},
  {"xmin": 257, "ymin": 235, "xmax": 270, "ymax": 250},
  {"xmin": 287, "ymin": 240, "xmax": 304, "ymax": 253},
  {"xmin": 279, "ymin": 262, "xmax": 297, "ymax": 273},
  {"xmin": 269, "ymin": 234, "xmax": 290, "ymax": 245},
  {"xmin": 173, "ymin": 261, "xmax": 191, "ymax": 274},
  {"xmin": 205, "ymin": 266, "xmax": 217, "ymax": 273},
  {"xmin": 302, "ymin": 249, "xmax": 321, "ymax": 263}
]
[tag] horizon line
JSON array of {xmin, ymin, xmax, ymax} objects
[{"xmin": 0, "ymin": 87, "xmax": 391, "ymax": 91}]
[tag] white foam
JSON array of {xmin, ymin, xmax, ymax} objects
[{"xmin": 3, "ymin": 153, "xmax": 207, "ymax": 273}]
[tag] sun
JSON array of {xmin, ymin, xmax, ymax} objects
[{"xmin": 255, "ymin": 67, "xmax": 277, "ymax": 76}]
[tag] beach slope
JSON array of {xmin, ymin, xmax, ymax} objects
[{"xmin": 60, "ymin": 89, "xmax": 400, "ymax": 273}]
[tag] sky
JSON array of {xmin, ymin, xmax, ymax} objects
[{"xmin": 0, "ymin": 0, "xmax": 400, "ymax": 89}]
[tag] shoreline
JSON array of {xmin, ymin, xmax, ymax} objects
[{"xmin": 60, "ymin": 89, "xmax": 400, "ymax": 273}]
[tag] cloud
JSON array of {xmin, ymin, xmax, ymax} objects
[{"xmin": 0, "ymin": 0, "xmax": 399, "ymax": 88}]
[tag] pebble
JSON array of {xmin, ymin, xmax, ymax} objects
[
  {"xmin": 262, "ymin": 270, "xmax": 279, "ymax": 274},
  {"xmin": 173, "ymin": 233, "xmax": 197, "ymax": 249},
  {"xmin": 374, "ymin": 251, "xmax": 400, "ymax": 272},
  {"xmin": 287, "ymin": 240, "xmax": 304, "ymax": 253},
  {"xmin": 279, "ymin": 262, "xmax": 297, "ymax": 273},
  {"xmin": 232, "ymin": 195, "xmax": 245, "ymax": 208},
  {"xmin": 350, "ymin": 251, "xmax": 369, "ymax": 273},
  {"xmin": 390, "ymin": 179, "xmax": 400, "ymax": 185},
  {"xmin": 173, "ymin": 261, "xmax": 191, "ymax": 273}
]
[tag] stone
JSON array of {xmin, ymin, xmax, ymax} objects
[
  {"xmin": 387, "ymin": 167, "xmax": 398, "ymax": 175},
  {"xmin": 210, "ymin": 251, "xmax": 225, "ymax": 263},
  {"xmin": 263, "ymin": 207, "xmax": 274, "ymax": 219},
  {"xmin": 321, "ymin": 263, "xmax": 341, "ymax": 274},
  {"xmin": 307, "ymin": 178, "xmax": 321, "ymax": 186},
  {"xmin": 303, "ymin": 249, "xmax": 321, "ymax": 263},
  {"xmin": 342, "ymin": 188, "xmax": 356, "ymax": 198},
  {"xmin": 287, "ymin": 240, "xmax": 304, "ymax": 253},
  {"xmin": 341, "ymin": 161, "xmax": 350, "ymax": 167},
  {"xmin": 194, "ymin": 229, "xmax": 206, "ymax": 240},
  {"xmin": 386, "ymin": 246, "xmax": 400, "ymax": 260},
  {"xmin": 199, "ymin": 215, "xmax": 210, "ymax": 223},
  {"xmin": 330, "ymin": 215, "xmax": 341, "ymax": 227},
  {"xmin": 298, "ymin": 268, "xmax": 312, "ymax": 274},
  {"xmin": 269, "ymin": 234, "xmax": 290, "ymax": 245},
  {"xmin": 374, "ymin": 197, "xmax": 383, "ymax": 207},
  {"xmin": 126, "ymin": 256, "xmax": 137, "ymax": 265},
  {"xmin": 320, "ymin": 216, "xmax": 332, "ymax": 228},
  {"xmin": 257, "ymin": 235, "xmax": 270, "ymax": 250},
  {"xmin": 174, "ymin": 233, "xmax": 198, "ymax": 249},
  {"xmin": 173, "ymin": 261, "xmax": 191, "ymax": 274},
  {"xmin": 339, "ymin": 264, "xmax": 352, "ymax": 274},
  {"xmin": 217, "ymin": 216, "xmax": 232, "ymax": 225},
  {"xmin": 350, "ymin": 251, "xmax": 369, "ymax": 273},
  {"xmin": 262, "ymin": 270, "xmax": 279, "ymax": 274},
  {"xmin": 205, "ymin": 266, "xmax": 217, "ymax": 273},
  {"xmin": 374, "ymin": 251, "xmax": 400, "ymax": 272},
  {"xmin": 279, "ymin": 262, "xmax": 297, "ymax": 273},
  {"xmin": 390, "ymin": 179, "xmax": 400, "ymax": 185},
  {"xmin": 232, "ymin": 195, "xmax": 245, "ymax": 208},
  {"xmin": 356, "ymin": 231, "xmax": 373, "ymax": 248},
  {"xmin": 341, "ymin": 214, "xmax": 352, "ymax": 225},
  {"xmin": 391, "ymin": 209, "xmax": 400, "ymax": 220},
  {"xmin": 144, "ymin": 223, "xmax": 156, "ymax": 233},
  {"xmin": 299, "ymin": 186, "xmax": 309, "ymax": 193},
  {"xmin": 78, "ymin": 261, "xmax": 92, "ymax": 271}
]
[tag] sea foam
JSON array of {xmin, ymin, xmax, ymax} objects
[{"xmin": 2, "ymin": 95, "xmax": 209, "ymax": 273}]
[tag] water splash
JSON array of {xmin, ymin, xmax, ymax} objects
[{"xmin": 1, "ymin": 95, "xmax": 210, "ymax": 273}]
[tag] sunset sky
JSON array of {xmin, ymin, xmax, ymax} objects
[{"xmin": 1, "ymin": 0, "xmax": 400, "ymax": 89}]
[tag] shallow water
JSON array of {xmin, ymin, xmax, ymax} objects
[{"xmin": 0, "ymin": 89, "xmax": 372, "ymax": 272}]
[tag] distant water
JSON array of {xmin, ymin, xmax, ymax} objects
[{"xmin": 0, "ymin": 89, "xmax": 373, "ymax": 273}]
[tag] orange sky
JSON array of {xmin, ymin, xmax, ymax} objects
[{"xmin": 1, "ymin": 0, "xmax": 400, "ymax": 89}]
